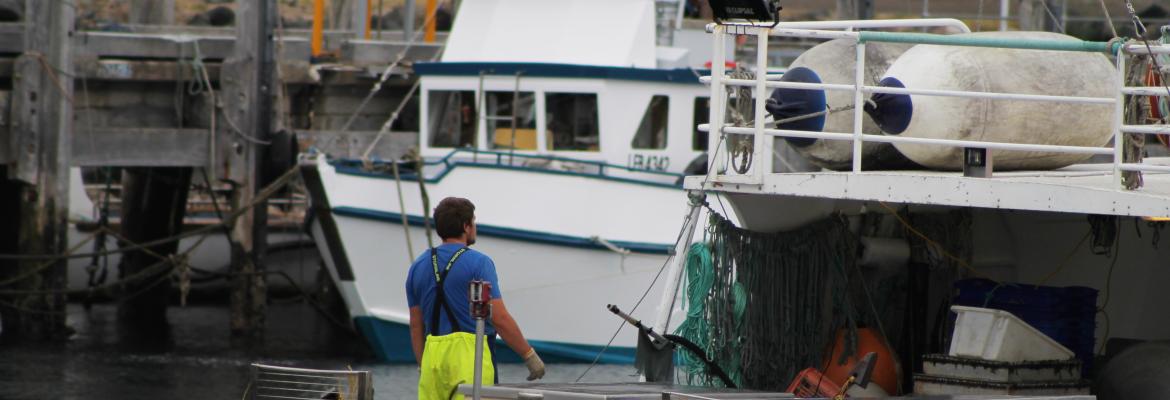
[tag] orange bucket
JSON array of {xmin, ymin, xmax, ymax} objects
[{"xmin": 822, "ymin": 327, "xmax": 901, "ymax": 395}]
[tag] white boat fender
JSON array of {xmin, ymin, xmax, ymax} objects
[
  {"xmin": 764, "ymin": 66, "xmax": 828, "ymax": 147},
  {"xmin": 876, "ymin": 31, "xmax": 1117, "ymax": 170},
  {"xmin": 862, "ymin": 78, "xmax": 913, "ymax": 135},
  {"xmin": 766, "ymin": 39, "xmax": 918, "ymax": 171},
  {"xmin": 858, "ymin": 237, "xmax": 910, "ymax": 270}
]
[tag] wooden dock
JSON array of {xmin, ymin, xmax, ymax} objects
[{"xmin": 0, "ymin": 0, "xmax": 435, "ymax": 341}]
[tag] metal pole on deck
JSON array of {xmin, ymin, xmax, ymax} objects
[
  {"xmin": 851, "ymin": 42, "xmax": 866, "ymax": 172},
  {"xmin": 754, "ymin": 28, "xmax": 770, "ymax": 180},
  {"xmin": 999, "ymin": 0, "xmax": 1009, "ymax": 31},
  {"xmin": 404, "ymin": 0, "xmax": 415, "ymax": 42},
  {"xmin": 651, "ymin": 193, "xmax": 705, "ymax": 335},
  {"xmin": 470, "ymin": 280, "xmax": 492, "ymax": 400},
  {"xmin": 349, "ymin": 0, "xmax": 369, "ymax": 39}
]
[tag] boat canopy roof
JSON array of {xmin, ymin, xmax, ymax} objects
[{"xmin": 442, "ymin": 0, "xmax": 657, "ymax": 68}]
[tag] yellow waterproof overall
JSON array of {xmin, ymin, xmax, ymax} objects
[{"xmin": 418, "ymin": 247, "xmax": 494, "ymax": 400}]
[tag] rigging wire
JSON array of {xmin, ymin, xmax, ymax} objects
[
  {"xmin": 1036, "ymin": 0, "xmax": 1067, "ymax": 34},
  {"xmin": 576, "ymin": 134, "xmax": 729, "ymax": 382},
  {"xmin": 1123, "ymin": 0, "xmax": 1170, "ymax": 101},
  {"xmin": 337, "ymin": 5, "xmax": 445, "ymax": 136},
  {"xmin": 573, "ymin": 192, "xmax": 706, "ymax": 383},
  {"xmin": 1096, "ymin": 216, "xmax": 1122, "ymax": 355},
  {"xmin": 878, "ymin": 202, "xmax": 993, "ymax": 282},
  {"xmin": 0, "ymin": 167, "xmax": 301, "ymax": 262},
  {"xmin": 976, "ymin": 0, "xmax": 985, "ymax": 32},
  {"xmin": 1097, "ymin": 0, "xmax": 1119, "ymax": 39}
]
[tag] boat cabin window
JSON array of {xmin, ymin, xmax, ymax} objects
[
  {"xmin": 428, "ymin": 90, "xmax": 477, "ymax": 148},
  {"xmin": 693, "ymin": 97, "xmax": 710, "ymax": 151},
  {"xmin": 486, "ymin": 91, "xmax": 538, "ymax": 150},
  {"xmin": 631, "ymin": 95, "xmax": 669, "ymax": 149},
  {"xmin": 545, "ymin": 93, "xmax": 600, "ymax": 152}
]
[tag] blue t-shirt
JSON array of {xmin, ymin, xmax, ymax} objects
[{"xmin": 406, "ymin": 243, "xmax": 503, "ymax": 336}]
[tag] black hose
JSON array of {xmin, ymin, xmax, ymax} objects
[{"xmin": 663, "ymin": 333, "xmax": 736, "ymax": 388}]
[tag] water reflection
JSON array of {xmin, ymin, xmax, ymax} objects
[{"xmin": 0, "ymin": 302, "xmax": 638, "ymax": 399}]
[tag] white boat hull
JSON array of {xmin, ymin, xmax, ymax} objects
[{"xmin": 302, "ymin": 155, "xmax": 700, "ymax": 363}]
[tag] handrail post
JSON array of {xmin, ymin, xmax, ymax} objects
[
  {"xmin": 852, "ymin": 41, "xmax": 867, "ymax": 173},
  {"xmin": 1113, "ymin": 52, "xmax": 1125, "ymax": 188},
  {"xmin": 999, "ymin": 0, "xmax": 1009, "ymax": 31},
  {"xmin": 709, "ymin": 25, "xmax": 727, "ymax": 183},
  {"xmin": 754, "ymin": 28, "xmax": 771, "ymax": 181}
]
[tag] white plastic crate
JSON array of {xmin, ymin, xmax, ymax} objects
[
  {"xmin": 949, "ymin": 305, "xmax": 1075, "ymax": 362},
  {"xmin": 914, "ymin": 374, "xmax": 1090, "ymax": 396},
  {"xmin": 922, "ymin": 354, "xmax": 1081, "ymax": 383}
]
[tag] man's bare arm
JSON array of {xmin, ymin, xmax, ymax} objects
[
  {"xmin": 409, "ymin": 306, "xmax": 425, "ymax": 364},
  {"xmin": 489, "ymin": 299, "xmax": 532, "ymax": 356},
  {"xmin": 491, "ymin": 299, "xmax": 545, "ymax": 380}
]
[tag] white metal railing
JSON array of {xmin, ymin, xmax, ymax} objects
[
  {"xmin": 773, "ymin": 18, "xmax": 971, "ymax": 33},
  {"xmin": 702, "ymin": 20, "xmax": 1170, "ymax": 190}
]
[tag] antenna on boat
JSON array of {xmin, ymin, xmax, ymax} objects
[{"xmin": 707, "ymin": 0, "xmax": 782, "ymax": 27}]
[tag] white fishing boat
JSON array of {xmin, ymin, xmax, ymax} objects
[
  {"xmin": 645, "ymin": 10, "xmax": 1170, "ymax": 396},
  {"xmin": 301, "ymin": 0, "xmax": 730, "ymax": 363}
]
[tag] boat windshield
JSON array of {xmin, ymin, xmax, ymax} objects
[
  {"xmin": 428, "ymin": 90, "xmax": 477, "ymax": 148},
  {"xmin": 486, "ymin": 91, "xmax": 538, "ymax": 151},
  {"xmin": 693, "ymin": 97, "xmax": 710, "ymax": 151},
  {"xmin": 545, "ymin": 92, "xmax": 600, "ymax": 152},
  {"xmin": 632, "ymin": 95, "xmax": 669, "ymax": 150}
]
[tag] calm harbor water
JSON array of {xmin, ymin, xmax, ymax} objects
[{"xmin": 0, "ymin": 302, "xmax": 637, "ymax": 400}]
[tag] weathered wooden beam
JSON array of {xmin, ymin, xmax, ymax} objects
[
  {"xmin": 77, "ymin": 32, "xmax": 235, "ymax": 60},
  {"xmin": 0, "ymin": 22, "xmax": 22, "ymax": 54},
  {"xmin": 0, "ymin": 28, "xmax": 446, "ymax": 71},
  {"xmin": 223, "ymin": 0, "xmax": 276, "ymax": 339},
  {"xmin": 72, "ymin": 128, "xmax": 209, "ymax": 167},
  {"xmin": 296, "ymin": 129, "xmax": 417, "ymax": 160},
  {"xmin": 0, "ymin": 0, "xmax": 74, "ymax": 341},
  {"xmin": 10, "ymin": 55, "xmax": 39, "ymax": 182},
  {"xmin": 76, "ymin": 58, "xmax": 212, "ymax": 82},
  {"xmin": 73, "ymin": 32, "xmax": 311, "ymax": 62},
  {"xmin": 116, "ymin": 167, "xmax": 191, "ymax": 326},
  {"xmin": 0, "ymin": 90, "xmax": 10, "ymax": 164},
  {"xmin": 341, "ymin": 39, "xmax": 443, "ymax": 66},
  {"xmin": 67, "ymin": 129, "xmax": 417, "ymax": 166},
  {"xmin": 111, "ymin": 0, "xmax": 196, "ymax": 330},
  {"xmin": 349, "ymin": 0, "xmax": 369, "ymax": 39},
  {"xmin": 129, "ymin": 0, "xmax": 175, "ymax": 25},
  {"xmin": 67, "ymin": 58, "xmax": 315, "ymax": 84}
]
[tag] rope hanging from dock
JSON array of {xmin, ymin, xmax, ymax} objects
[{"xmin": 675, "ymin": 213, "xmax": 860, "ymax": 391}]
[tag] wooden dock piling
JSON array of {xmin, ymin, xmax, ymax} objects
[
  {"xmin": 0, "ymin": 0, "xmax": 75, "ymax": 341},
  {"xmin": 115, "ymin": 167, "xmax": 191, "ymax": 325},
  {"xmin": 223, "ymin": 0, "xmax": 278, "ymax": 339}
]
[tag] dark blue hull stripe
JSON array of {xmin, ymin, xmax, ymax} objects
[
  {"xmin": 332, "ymin": 206, "xmax": 674, "ymax": 255},
  {"xmin": 353, "ymin": 316, "xmax": 635, "ymax": 364},
  {"xmin": 331, "ymin": 160, "xmax": 683, "ymax": 190},
  {"xmin": 413, "ymin": 61, "xmax": 706, "ymax": 85}
]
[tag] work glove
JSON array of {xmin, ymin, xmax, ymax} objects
[{"xmin": 523, "ymin": 348, "xmax": 545, "ymax": 381}]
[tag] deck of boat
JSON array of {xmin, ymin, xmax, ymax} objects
[
  {"xmin": 460, "ymin": 382, "xmax": 1095, "ymax": 399},
  {"xmin": 685, "ymin": 158, "xmax": 1170, "ymax": 218}
]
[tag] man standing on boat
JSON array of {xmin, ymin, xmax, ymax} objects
[{"xmin": 407, "ymin": 197, "xmax": 546, "ymax": 400}]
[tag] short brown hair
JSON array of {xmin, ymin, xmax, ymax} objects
[{"xmin": 434, "ymin": 197, "xmax": 475, "ymax": 239}]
